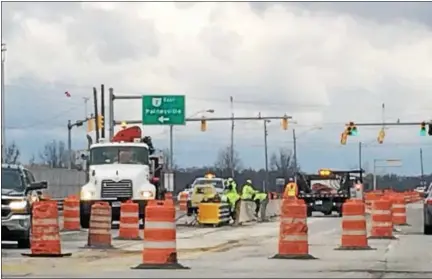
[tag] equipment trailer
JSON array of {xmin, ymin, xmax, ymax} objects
[{"xmin": 296, "ymin": 169, "xmax": 364, "ymax": 217}]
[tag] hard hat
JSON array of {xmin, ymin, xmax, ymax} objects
[
  {"xmin": 227, "ymin": 178, "xmax": 233, "ymax": 182},
  {"xmin": 246, "ymin": 179, "xmax": 252, "ymax": 184}
]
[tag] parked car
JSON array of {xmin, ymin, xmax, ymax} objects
[{"xmin": 424, "ymin": 189, "xmax": 432, "ymax": 235}]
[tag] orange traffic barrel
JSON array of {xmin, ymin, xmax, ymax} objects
[
  {"xmin": 164, "ymin": 192, "xmax": 173, "ymax": 200},
  {"xmin": 85, "ymin": 202, "xmax": 113, "ymax": 248},
  {"xmin": 22, "ymin": 200, "xmax": 71, "ymax": 257},
  {"xmin": 178, "ymin": 192, "xmax": 188, "ymax": 211},
  {"xmin": 391, "ymin": 195, "xmax": 409, "ymax": 226},
  {"xmin": 369, "ymin": 198, "xmax": 397, "ymax": 240},
  {"xmin": 335, "ymin": 200, "xmax": 374, "ymax": 250},
  {"xmin": 133, "ymin": 200, "xmax": 188, "ymax": 269},
  {"xmin": 62, "ymin": 195, "xmax": 80, "ymax": 231},
  {"xmin": 271, "ymin": 198, "xmax": 316, "ymax": 260},
  {"xmin": 115, "ymin": 200, "xmax": 141, "ymax": 240}
]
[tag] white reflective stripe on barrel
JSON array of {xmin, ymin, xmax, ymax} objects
[
  {"xmin": 121, "ymin": 212, "xmax": 137, "ymax": 218},
  {"xmin": 32, "ymin": 235, "xmax": 60, "ymax": 241},
  {"xmin": 92, "ymin": 216, "xmax": 111, "ymax": 222},
  {"xmin": 145, "ymin": 221, "xmax": 176, "ymax": 229},
  {"xmin": 64, "ymin": 217, "xmax": 80, "ymax": 222},
  {"xmin": 90, "ymin": 229, "xmax": 111, "ymax": 235},
  {"xmin": 392, "ymin": 204, "xmax": 405, "ymax": 208},
  {"xmin": 342, "ymin": 215, "xmax": 365, "ymax": 221},
  {"xmin": 144, "ymin": 240, "xmax": 176, "ymax": 249},
  {"xmin": 280, "ymin": 217, "xmax": 306, "ymax": 224},
  {"xmin": 91, "ymin": 221, "xmax": 111, "ymax": 229},
  {"xmin": 93, "ymin": 209, "xmax": 111, "ymax": 215},
  {"xmin": 282, "ymin": 234, "xmax": 308, "ymax": 241},
  {"xmin": 33, "ymin": 218, "xmax": 58, "ymax": 225},
  {"xmin": 393, "ymin": 213, "xmax": 406, "ymax": 217},
  {"xmin": 63, "ymin": 206, "xmax": 79, "ymax": 211},
  {"xmin": 120, "ymin": 223, "xmax": 138, "ymax": 229},
  {"xmin": 372, "ymin": 210, "xmax": 391, "ymax": 215},
  {"xmin": 372, "ymin": 221, "xmax": 392, "ymax": 227},
  {"xmin": 342, "ymin": 229, "xmax": 366, "ymax": 236}
]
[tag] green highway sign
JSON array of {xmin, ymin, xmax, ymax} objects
[{"xmin": 142, "ymin": 95, "xmax": 186, "ymax": 125}]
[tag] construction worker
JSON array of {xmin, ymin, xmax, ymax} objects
[
  {"xmin": 253, "ymin": 191, "xmax": 267, "ymax": 218},
  {"xmin": 224, "ymin": 178, "xmax": 240, "ymax": 220},
  {"xmin": 284, "ymin": 177, "xmax": 298, "ymax": 198},
  {"xmin": 241, "ymin": 179, "xmax": 261, "ymax": 217}
]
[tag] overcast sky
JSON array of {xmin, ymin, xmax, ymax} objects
[{"xmin": 2, "ymin": 2, "xmax": 432, "ymax": 175}]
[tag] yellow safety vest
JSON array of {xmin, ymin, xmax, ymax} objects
[{"xmin": 285, "ymin": 183, "xmax": 297, "ymax": 197}]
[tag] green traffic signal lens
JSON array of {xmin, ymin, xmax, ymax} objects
[
  {"xmin": 351, "ymin": 129, "xmax": 358, "ymax": 136},
  {"xmin": 420, "ymin": 129, "xmax": 426, "ymax": 136}
]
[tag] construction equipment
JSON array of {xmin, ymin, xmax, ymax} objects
[
  {"xmin": 295, "ymin": 169, "xmax": 364, "ymax": 217},
  {"xmin": 79, "ymin": 126, "xmax": 166, "ymax": 228}
]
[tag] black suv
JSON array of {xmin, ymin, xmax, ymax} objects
[{"xmin": 1, "ymin": 164, "xmax": 48, "ymax": 248}]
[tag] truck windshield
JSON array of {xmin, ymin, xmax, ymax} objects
[
  {"xmin": 90, "ymin": 146, "xmax": 149, "ymax": 165},
  {"xmin": 193, "ymin": 179, "xmax": 224, "ymax": 189},
  {"xmin": 310, "ymin": 179, "xmax": 340, "ymax": 193},
  {"xmin": 1, "ymin": 168, "xmax": 25, "ymax": 191}
]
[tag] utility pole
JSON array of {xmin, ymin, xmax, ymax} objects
[
  {"xmin": 264, "ymin": 120, "xmax": 270, "ymax": 191},
  {"xmin": 1, "ymin": 43, "xmax": 6, "ymax": 162},
  {"xmin": 83, "ymin": 97, "xmax": 90, "ymax": 118},
  {"xmin": 230, "ymin": 96, "xmax": 235, "ymax": 178},
  {"xmin": 93, "ymin": 87, "xmax": 100, "ymax": 142},
  {"xmin": 359, "ymin": 142, "xmax": 363, "ymax": 182},
  {"xmin": 420, "ymin": 148, "xmax": 425, "ymax": 186},
  {"xmin": 100, "ymin": 84, "xmax": 105, "ymax": 139},
  {"xmin": 169, "ymin": 125, "xmax": 173, "ymax": 170},
  {"xmin": 293, "ymin": 129, "xmax": 298, "ymax": 178}
]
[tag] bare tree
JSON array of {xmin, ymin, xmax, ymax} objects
[
  {"xmin": 39, "ymin": 140, "xmax": 69, "ymax": 168},
  {"xmin": 270, "ymin": 148, "xmax": 297, "ymax": 178},
  {"xmin": 214, "ymin": 146, "xmax": 242, "ymax": 176},
  {"xmin": 4, "ymin": 142, "xmax": 20, "ymax": 164}
]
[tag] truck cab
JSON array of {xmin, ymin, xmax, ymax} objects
[{"xmin": 79, "ymin": 126, "xmax": 163, "ymax": 228}]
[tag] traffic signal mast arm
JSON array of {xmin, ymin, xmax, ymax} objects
[
  {"xmin": 114, "ymin": 115, "xmax": 292, "ymax": 125},
  {"xmin": 347, "ymin": 121, "xmax": 430, "ymax": 126}
]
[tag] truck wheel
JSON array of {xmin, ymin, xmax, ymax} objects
[
  {"xmin": 424, "ymin": 224, "xmax": 432, "ymax": 235},
  {"xmin": 307, "ymin": 207, "xmax": 312, "ymax": 217},
  {"xmin": 80, "ymin": 214, "xmax": 90, "ymax": 229},
  {"xmin": 17, "ymin": 230, "xmax": 31, "ymax": 249},
  {"xmin": 337, "ymin": 211, "xmax": 343, "ymax": 217}
]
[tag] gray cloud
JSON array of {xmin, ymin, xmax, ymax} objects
[{"xmin": 249, "ymin": 2, "xmax": 432, "ymax": 28}]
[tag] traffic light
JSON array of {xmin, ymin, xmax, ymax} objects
[
  {"xmin": 97, "ymin": 114, "xmax": 104, "ymax": 129},
  {"xmin": 429, "ymin": 123, "xmax": 432, "ymax": 136},
  {"xmin": 281, "ymin": 115, "xmax": 288, "ymax": 130},
  {"xmin": 420, "ymin": 121, "xmax": 427, "ymax": 136},
  {"xmin": 200, "ymin": 118, "xmax": 207, "ymax": 132},
  {"xmin": 87, "ymin": 118, "xmax": 95, "ymax": 132},
  {"xmin": 340, "ymin": 131, "xmax": 348, "ymax": 145},
  {"xmin": 377, "ymin": 128, "xmax": 385, "ymax": 144},
  {"xmin": 121, "ymin": 121, "xmax": 127, "ymax": 129},
  {"xmin": 346, "ymin": 121, "xmax": 358, "ymax": 136}
]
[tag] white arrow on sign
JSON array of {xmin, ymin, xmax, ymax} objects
[{"xmin": 158, "ymin": 116, "xmax": 170, "ymax": 123}]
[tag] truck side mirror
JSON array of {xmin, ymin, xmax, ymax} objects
[
  {"xmin": 81, "ymin": 154, "xmax": 88, "ymax": 160},
  {"xmin": 26, "ymin": 181, "xmax": 48, "ymax": 193}
]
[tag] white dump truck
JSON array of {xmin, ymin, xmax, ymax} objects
[{"xmin": 79, "ymin": 126, "xmax": 165, "ymax": 228}]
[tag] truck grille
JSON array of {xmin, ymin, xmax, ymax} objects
[{"xmin": 101, "ymin": 180, "xmax": 133, "ymax": 199}]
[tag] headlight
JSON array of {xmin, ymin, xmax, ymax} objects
[
  {"xmin": 81, "ymin": 190, "xmax": 95, "ymax": 200},
  {"xmin": 9, "ymin": 201, "xmax": 28, "ymax": 210},
  {"xmin": 140, "ymin": 191, "xmax": 154, "ymax": 199}
]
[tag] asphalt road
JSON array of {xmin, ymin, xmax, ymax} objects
[{"xmin": 2, "ymin": 203, "xmax": 431, "ymax": 278}]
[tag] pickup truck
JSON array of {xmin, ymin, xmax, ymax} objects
[{"xmin": 1, "ymin": 164, "xmax": 48, "ymax": 248}]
